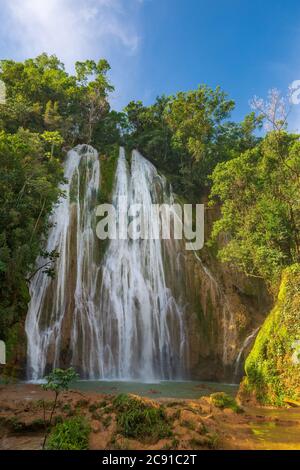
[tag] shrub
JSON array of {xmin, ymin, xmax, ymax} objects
[
  {"xmin": 41, "ymin": 367, "xmax": 78, "ymax": 449},
  {"xmin": 46, "ymin": 416, "xmax": 91, "ymax": 450}
]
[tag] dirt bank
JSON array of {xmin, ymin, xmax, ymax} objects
[{"xmin": 0, "ymin": 384, "xmax": 299, "ymax": 450}]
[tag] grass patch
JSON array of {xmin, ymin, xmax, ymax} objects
[
  {"xmin": 113, "ymin": 394, "xmax": 172, "ymax": 444},
  {"xmin": 46, "ymin": 416, "xmax": 91, "ymax": 450}
]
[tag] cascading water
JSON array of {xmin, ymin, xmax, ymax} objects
[
  {"xmin": 25, "ymin": 146, "xmax": 187, "ymax": 381},
  {"xmin": 234, "ymin": 327, "xmax": 260, "ymax": 377},
  {"xmin": 26, "ymin": 145, "xmax": 101, "ymax": 380},
  {"xmin": 97, "ymin": 148, "xmax": 187, "ymax": 380}
]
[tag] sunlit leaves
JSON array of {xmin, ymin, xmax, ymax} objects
[{"xmin": 210, "ymin": 131, "xmax": 300, "ymax": 284}]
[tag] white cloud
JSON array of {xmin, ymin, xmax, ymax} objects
[
  {"xmin": 0, "ymin": 0, "xmax": 144, "ymax": 108},
  {"xmin": 1, "ymin": 0, "xmax": 141, "ymax": 69}
]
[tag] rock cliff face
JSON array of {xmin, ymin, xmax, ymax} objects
[
  {"xmin": 239, "ymin": 264, "xmax": 300, "ymax": 405},
  {"xmin": 177, "ymin": 203, "xmax": 272, "ymax": 382}
]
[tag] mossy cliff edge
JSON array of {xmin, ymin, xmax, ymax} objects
[{"xmin": 239, "ymin": 264, "xmax": 300, "ymax": 406}]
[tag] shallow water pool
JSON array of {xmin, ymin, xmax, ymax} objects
[{"xmin": 71, "ymin": 380, "xmax": 238, "ymax": 399}]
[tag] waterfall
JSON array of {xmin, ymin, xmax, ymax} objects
[
  {"xmin": 234, "ymin": 327, "xmax": 260, "ymax": 377},
  {"xmin": 25, "ymin": 146, "xmax": 187, "ymax": 381},
  {"xmin": 25, "ymin": 145, "xmax": 101, "ymax": 380},
  {"xmin": 97, "ymin": 148, "xmax": 187, "ymax": 380}
]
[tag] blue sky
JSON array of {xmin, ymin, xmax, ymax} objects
[{"xmin": 0, "ymin": 0, "xmax": 300, "ymax": 128}]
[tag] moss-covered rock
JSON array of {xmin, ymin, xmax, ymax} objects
[
  {"xmin": 95, "ymin": 145, "xmax": 119, "ymax": 263},
  {"xmin": 210, "ymin": 392, "xmax": 243, "ymax": 413},
  {"xmin": 240, "ymin": 264, "xmax": 300, "ymax": 406},
  {"xmin": 98, "ymin": 146, "xmax": 119, "ymax": 205}
]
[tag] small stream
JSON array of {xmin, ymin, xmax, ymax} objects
[{"xmin": 247, "ymin": 407, "xmax": 300, "ymax": 450}]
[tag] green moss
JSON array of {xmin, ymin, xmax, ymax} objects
[
  {"xmin": 69, "ymin": 171, "xmax": 79, "ymax": 204},
  {"xmin": 210, "ymin": 392, "xmax": 242, "ymax": 413},
  {"xmin": 2, "ymin": 319, "xmax": 27, "ymax": 380},
  {"xmin": 5, "ymin": 323, "xmax": 21, "ymax": 364},
  {"xmin": 194, "ymin": 291, "xmax": 217, "ymax": 349},
  {"xmin": 1, "ymin": 278, "xmax": 29, "ymax": 379},
  {"xmin": 93, "ymin": 146, "xmax": 119, "ymax": 263},
  {"xmin": 46, "ymin": 416, "xmax": 91, "ymax": 450},
  {"xmin": 244, "ymin": 264, "xmax": 300, "ymax": 406},
  {"xmin": 113, "ymin": 394, "xmax": 172, "ymax": 444},
  {"xmin": 98, "ymin": 146, "xmax": 119, "ymax": 205}
]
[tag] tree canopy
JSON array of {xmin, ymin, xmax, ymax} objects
[
  {"xmin": 122, "ymin": 87, "xmax": 260, "ymax": 200},
  {"xmin": 210, "ymin": 130, "xmax": 300, "ymax": 284},
  {"xmin": 0, "ymin": 53, "xmax": 116, "ymax": 353}
]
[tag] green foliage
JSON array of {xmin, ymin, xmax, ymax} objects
[
  {"xmin": 0, "ymin": 129, "xmax": 64, "ymax": 345},
  {"xmin": 113, "ymin": 394, "xmax": 172, "ymax": 444},
  {"xmin": 42, "ymin": 368, "xmax": 78, "ymax": 394},
  {"xmin": 92, "ymin": 111, "xmax": 127, "ymax": 149},
  {"xmin": 123, "ymin": 89, "xmax": 259, "ymax": 199},
  {"xmin": 210, "ymin": 131, "xmax": 300, "ymax": 283},
  {"xmin": 164, "ymin": 86, "xmax": 234, "ymax": 161},
  {"xmin": 75, "ymin": 59, "xmax": 114, "ymax": 143},
  {"xmin": 0, "ymin": 54, "xmax": 119, "ymax": 374},
  {"xmin": 46, "ymin": 416, "xmax": 91, "ymax": 450},
  {"xmin": 0, "ymin": 54, "xmax": 113, "ymax": 144},
  {"xmin": 41, "ymin": 131, "xmax": 64, "ymax": 159},
  {"xmin": 210, "ymin": 392, "xmax": 242, "ymax": 413},
  {"xmin": 244, "ymin": 264, "xmax": 300, "ymax": 405},
  {"xmin": 4, "ymin": 322, "xmax": 25, "ymax": 372}
]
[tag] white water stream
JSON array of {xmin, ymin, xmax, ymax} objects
[{"xmin": 25, "ymin": 146, "xmax": 187, "ymax": 380}]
